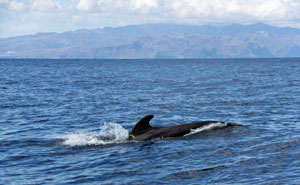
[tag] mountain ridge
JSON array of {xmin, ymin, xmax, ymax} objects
[{"xmin": 1, "ymin": 23, "xmax": 300, "ymax": 59}]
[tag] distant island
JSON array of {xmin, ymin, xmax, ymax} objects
[{"xmin": 1, "ymin": 23, "xmax": 300, "ymax": 59}]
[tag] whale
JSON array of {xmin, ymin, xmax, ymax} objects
[{"xmin": 128, "ymin": 115, "xmax": 238, "ymax": 141}]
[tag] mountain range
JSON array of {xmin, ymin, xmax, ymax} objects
[{"xmin": 1, "ymin": 23, "xmax": 300, "ymax": 59}]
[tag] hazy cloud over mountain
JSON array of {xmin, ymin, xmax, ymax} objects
[{"xmin": 1, "ymin": 0, "xmax": 300, "ymax": 38}]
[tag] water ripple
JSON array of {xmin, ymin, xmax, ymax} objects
[{"xmin": 1, "ymin": 59, "xmax": 300, "ymax": 184}]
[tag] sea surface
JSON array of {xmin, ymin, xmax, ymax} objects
[{"xmin": 1, "ymin": 58, "xmax": 300, "ymax": 184}]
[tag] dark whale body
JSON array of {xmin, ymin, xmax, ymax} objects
[{"xmin": 129, "ymin": 115, "xmax": 238, "ymax": 141}]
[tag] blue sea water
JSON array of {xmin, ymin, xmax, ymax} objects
[{"xmin": 0, "ymin": 58, "xmax": 300, "ymax": 184}]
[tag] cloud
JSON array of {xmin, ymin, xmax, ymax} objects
[
  {"xmin": 0, "ymin": 0, "xmax": 8, "ymax": 5},
  {"xmin": 1, "ymin": 0, "xmax": 300, "ymax": 38},
  {"xmin": 31, "ymin": 0, "xmax": 61, "ymax": 12},
  {"xmin": 129, "ymin": 0, "xmax": 158, "ymax": 12},
  {"xmin": 0, "ymin": 0, "xmax": 25, "ymax": 11},
  {"xmin": 9, "ymin": 0, "xmax": 25, "ymax": 11},
  {"xmin": 77, "ymin": 0, "xmax": 95, "ymax": 11},
  {"xmin": 92, "ymin": 0, "xmax": 300, "ymax": 24},
  {"xmin": 159, "ymin": 0, "xmax": 300, "ymax": 23}
]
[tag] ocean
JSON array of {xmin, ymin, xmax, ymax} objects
[{"xmin": 0, "ymin": 58, "xmax": 300, "ymax": 184}]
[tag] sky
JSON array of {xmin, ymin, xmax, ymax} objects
[{"xmin": 1, "ymin": 0, "xmax": 300, "ymax": 38}]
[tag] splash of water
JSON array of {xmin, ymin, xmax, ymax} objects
[{"xmin": 59, "ymin": 122, "xmax": 129, "ymax": 146}]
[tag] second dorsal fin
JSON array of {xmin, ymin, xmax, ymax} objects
[{"xmin": 129, "ymin": 115, "xmax": 154, "ymax": 136}]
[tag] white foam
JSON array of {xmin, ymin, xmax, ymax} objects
[
  {"xmin": 185, "ymin": 122, "xmax": 227, "ymax": 136},
  {"xmin": 59, "ymin": 122, "xmax": 129, "ymax": 146}
]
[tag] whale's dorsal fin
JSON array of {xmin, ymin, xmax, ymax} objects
[{"xmin": 130, "ymin": 115, "xmax": 154, "ymax": 136}]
